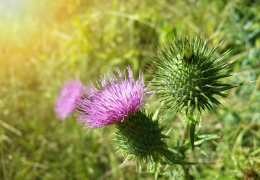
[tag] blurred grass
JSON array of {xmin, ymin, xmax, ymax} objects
[{"xmin": 0, "ymin": 0, "xmax": 259, "ymax": 179}]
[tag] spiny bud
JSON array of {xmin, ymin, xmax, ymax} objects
[
  {"xmin": 115, "ymin": 111, "xmax": 167, "ymax": 163},
  {"xmin": 151, "ymin": 36, "xmax": 234, "ymax": 114}
]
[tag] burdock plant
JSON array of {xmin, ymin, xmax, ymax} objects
[{"xmin": 151, "ymin": 36, "xmax": 234, "ymax": 148}]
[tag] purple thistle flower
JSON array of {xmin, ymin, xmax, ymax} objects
[
  {"xmin": 55, "ymin": 80, "xmax": 85, "ymax": 120},
  {"xmin": 77, "ymin": 68, "xmax": 148, "ymax": 128}
]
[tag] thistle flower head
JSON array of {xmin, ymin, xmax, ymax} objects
[
  {"xmin": 55, "ymin": 80, "xmax": 85, "ymax": 120},
  {"xmin": 77, "ymin": 68, "xmax": 148, "ymax": 128},
  {"xmin": 151, "ymin": 36, "xmax": 233, "ymax": 114},
  {"xmin": 115, "ymin": 111, "xmax": 167, "ymax": 163}
]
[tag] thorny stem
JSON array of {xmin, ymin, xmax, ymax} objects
[
  {"xmin": 179, "ymin": 114, "xmax": 199, "ymax": 179},
  {"xmin": 186, "ymin": 114, "xmax": 198, "ymax": 150}
]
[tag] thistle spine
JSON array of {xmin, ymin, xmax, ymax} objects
[{"xmin": 151, "ymin": 36, "xmax": 234, "ymax": 148}]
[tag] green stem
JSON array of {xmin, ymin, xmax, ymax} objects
[
  {"xmin": 187, "ymin": 115, "xmax": 197, "ymax": 150},
  {"xmin": 161, "ymin": 148, "xmax": 195, "ymax": 165},
  {"xmin": 182, "ymin": 165, "xmax": 195, "ymax": 180},
  {"xmin": 161, "ymin": 148, "xmax": 195, "ymax": 180},
  {"xmin": 189, "ymin": 121, "xmax": 196, "ymax": 150}
]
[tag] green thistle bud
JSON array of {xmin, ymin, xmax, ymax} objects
[
  {"xmin": 115, "ymin": 111, "xmax": 168, "ymax": 163},
  {"xmin": 151, "ymin": 36, "xmax": 234, "ymax": 114}
]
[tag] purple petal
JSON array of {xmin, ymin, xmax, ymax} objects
[
  {"xmin": 55, "ymin": 80, "xmax": 85, "ymax": 120},
  {"xmin": 77, "ymin": 68, "xmax": 148, "ymax": 128}
]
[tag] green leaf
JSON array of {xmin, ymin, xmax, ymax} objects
[{"xmin": 194, "ymin": 134, "xmax": 219, "ymax": 146}]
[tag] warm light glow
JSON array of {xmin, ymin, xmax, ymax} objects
[
  {"xmin": 0, "ymin": 0, "xmax": 26, "ymax": 19},
  {"xmin": 0, "ymin": 0, "xmax": 81, "ymax": 67}
]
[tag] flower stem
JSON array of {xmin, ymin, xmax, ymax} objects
[
  {"xmin": 160, "ymin": 148, "xmax": 195, "ymax": 165},
  {"xmin": 161, "ymin": 148, "xmax": 195, "ymax": 179},
  {"xmin": 187, "ymin": 115, "xmax": 197, "ymax": 150},
  {"xmin": 189, "ymin": 121, "xmax": 196, "ymax": 150},
  {"xmin": 182, "ymin": 165, "xmax": 195, "ymax": 180}
]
